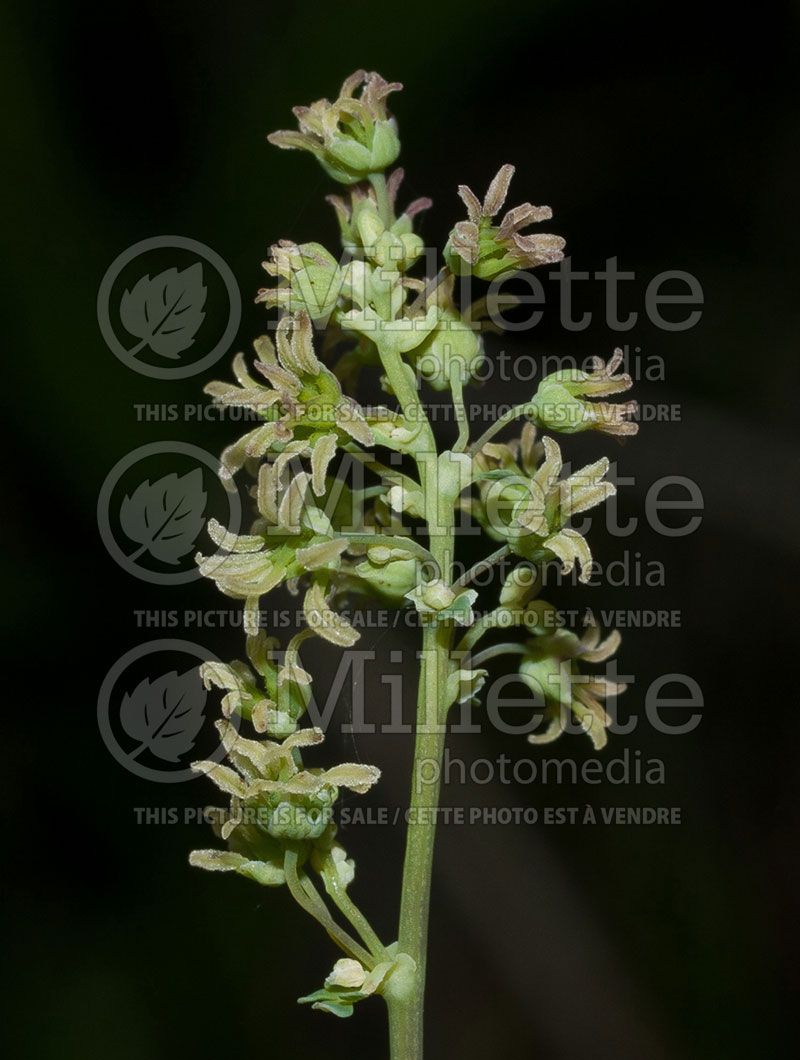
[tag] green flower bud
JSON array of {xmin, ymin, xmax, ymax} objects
[
  {"xmin": 406, "ymin": 580, "xmax": 477, "ymax": 625},
  {"xmin": 258, "ymin": 241, "xmax": 343, "ymax": 321},
  {"xmin": 414, "ymin": 314, "xmax": 484, "ymax": 391},
  {"xmin": 266, "ymin": 793, "xmax": 334, "ymax": 841},
  {"xmin": 399, "ymin": 232, "xmax": 424, "ymax": 265},
  {"xmin": 367, "ymin": 118, "xmax": 402, "ymax": 170},
  {"xmin": 328, "ymin": 172, "xmax": 430, "ymax": 273},
  {"xmin": 340, "ymin": 196, "xmax": 426, "ymax": 272},
  {"xmin": 351, "ymin": 547, "xmax": 420, "ymax": 602},
  {"xmin": 354, "ymin": 198, "xmax": 385, "ymax": 248},
  {"xmin": 268, "ymin": 71, "xmax": 402, "ymax": 185},
  {"xmin": 529, "ymin": 350, "xmax": 639, "ymax": 437}
]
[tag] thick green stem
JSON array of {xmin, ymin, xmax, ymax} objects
[
  {"xmin": 387, "ymin": 485, "xmax": 454, "ymax": 1060},
  {"xmin": 370, "ymin": 327, "xmax": 454, "ymax": 1058},
  {"xmin": 388, "ymin": 625, "xmax": 449, "ymax": 1058}
]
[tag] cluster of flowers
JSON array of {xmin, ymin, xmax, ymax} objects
[
  {"xmin": 190, "ymin": 68, "xmax": 638, "ymax": 1019},
  {"xmin": 189, "ymin": 629, "xmax": 411, "ymax": 1019}
]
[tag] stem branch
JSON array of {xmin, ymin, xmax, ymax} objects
[
  {"xmin": 319, "ymin": 864, "xmax": 388, "ymax": 960},
  {"xmin": 468, "ymin": 400, "xmax": 536, "ymax": 455},
  {"xmin": 451, "ymin": 371, "xmax": 470, "ymax": 453},
  {"xmin": 452, "ymin": 544, "xmax": 510, "ymax": 590},
  {"xmin": 283, "ymin": 849, "xmax": 375, "ymax": 968}
]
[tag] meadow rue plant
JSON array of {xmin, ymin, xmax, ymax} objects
[{"xmin": 189, "ymin": 70, "xmax": 639, "ymax": 1059}]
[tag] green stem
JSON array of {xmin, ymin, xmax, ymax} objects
[
  {"xmin": 468, "ymin": 399, "xmax": 537, "ymax": 455},
  {"xmin": 283, "ymin": 849, "xmax": 375, "ymax": 968},
  {"xmin": 370, "ymin": 319, "xmax": 452, "ymax": 1059},
  {"xmin": 455, "ymin": 606, "xmax": 520, "ymax": 654},
  {"xmin": 450, "ymin": 371, "xmax": 470, "ymax": 453},
  {"xmin": 451, "ymin": 544, "xmax": 510, "ymax": 590},
  {"xmin": 379, "ymin": 345, "xmax": 435, "ymax": 453},
  {"xmin": 387, "ymin": 480, "xmax": 454, "ymax": 1060},
  {"xmin": 471, "ymin": 641, "xmax": 527, "ymax": 667},
  {"xmin": 408, "ymin": 266, "xmax": 449, "ymax": 315},
  {"xmin": 319, "ymin": 864, "xmax": 388, "ymax": 960}
]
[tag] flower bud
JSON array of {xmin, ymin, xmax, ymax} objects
[
  {"xmin": 414, "ymin": 314, "xmax": 484, "ymax": 391},
  {"xmin": 351, "ymin": 548, "xmax": 420, "ymax": 602},
  {"xmin": 258, "ymin": 241, "xmax": 343, "ymax": 321},
  {"xmin": 268, "ymin": 71, "xmax": 402, "ymax": 185},
  {"xmin": 345, "ymin": 196, "xmax": 425, "ymax": 271},
  {"xmin": 406, "ymin": 580, "xmax": 477, "ymax": 625},
  {"xmin": 529, "ymin": 350, "xmax": 638, "ymax": 437}
]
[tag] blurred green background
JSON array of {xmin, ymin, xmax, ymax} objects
[{"xmin": 2, "ymin": 0, "xmax": 798, "ymax": 1056}]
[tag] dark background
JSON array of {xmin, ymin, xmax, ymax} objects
[{"xmin": 2, "ymin": 1, "xmax": 798, "ymax": 1057}]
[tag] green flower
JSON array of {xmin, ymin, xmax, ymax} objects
[
  {"xmin": 472, "ymin": 424, "xmax": 614, "ymax": 581},
  {"xmin": 190, "ymin": 721, "xmax": 380, "ymax": 872},
  {"xmin": 296, "ymin": 953, "xmax": 406, "ymax": 1017},
  {"xmin": 519, "ymin": 624, "xmax": 625, "ymax": 750},
  {"xmin": 205, "ymin": 311, "xmax": 374, "ymax": 481},
  {"xmin": 406, "ymin": 579, "xmax": 477, "ymax": 625},
  {"xmin": 256, "ymin": 241, "xmax": 344, "ymax": 321},
  {"xmin": 530, "ymin": 349, "xmax": 639, "ymax": 437},
  {"xmin": 444, "ymin": 164, "xmax": 565, "ymax": 279},
  {"xmin": 268, "ymin": 70, "xmax": 402, "ymax": 185},
  {"xmin": 196, "ymin": 464, "xmax": 354, "ymax": 635},
  {"xmin": 407, "ymin": 273, "xmax": 484, "ymax": 391},
  {"xmin": 199, "ymin": 632, "xmax": 312, "ymax": 739}
]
